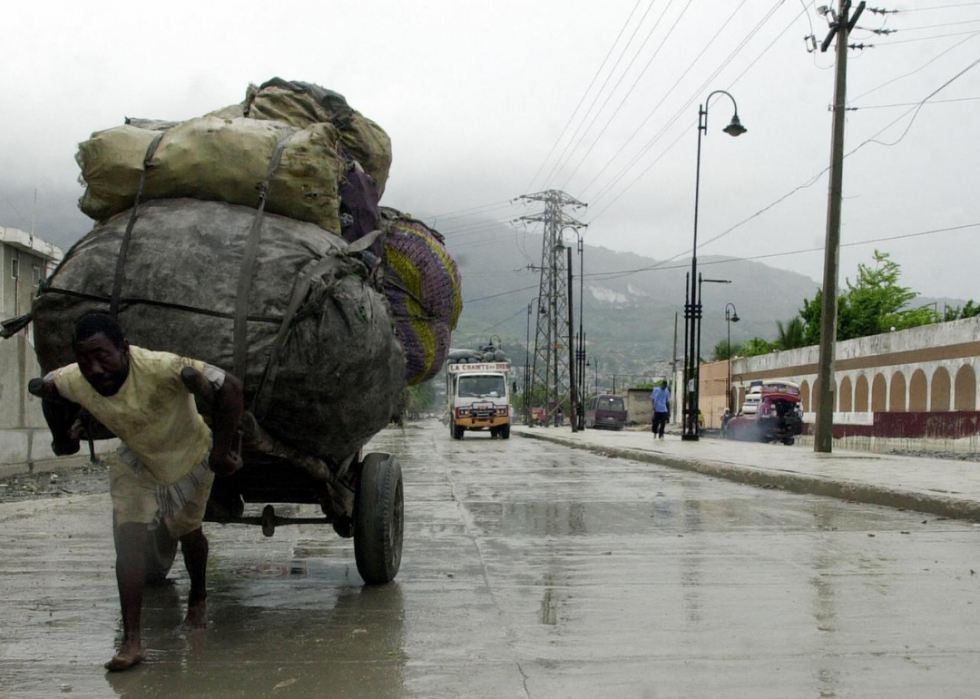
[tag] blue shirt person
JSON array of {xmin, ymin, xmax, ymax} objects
[{"xmin": 650, "ymin": 381, "xmax": 671, "ymax": 439}]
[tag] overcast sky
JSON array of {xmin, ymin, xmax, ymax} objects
[{"xmin": 2, "ymin": 0, "xmax": 978, "ymax": 301}]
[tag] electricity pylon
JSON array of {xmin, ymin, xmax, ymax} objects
[{"xmin": 519, "ymin": 190, "xmax": 586, "ymax": 426}]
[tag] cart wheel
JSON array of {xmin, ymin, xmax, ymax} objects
[
  {"xmin": 500, "ymin": 424, "xmax": 510, "ymax": 440},
  {"xmin": 354, "ymin": 453, "xmax": 404, "ymax": 585},
  {"xmin": 144, "ymin": 520, "xmax": 178, "ymax": 585}
]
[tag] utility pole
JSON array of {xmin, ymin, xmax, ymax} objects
[
  {"xmin": 520, "ymin": 190, "xmax": 587, "ymax": 427},
  {"xmin": 567, "ymin": 246, "xmax": 578, "ymax": 432},
  {"xmin": 814, "ymin": 0, "xmax": 865, "ymax": 453},
  {"xmin": 671, "ymin": 311, "xmax": 678, "ymax": 423}
]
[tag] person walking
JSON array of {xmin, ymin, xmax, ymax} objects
[
  {"xmin": 650, "ymin": 380, "xmax": 671, "ymax": 439},
  {"xmin": 33, "ymin": 312, "xmax": 243, "ymax": 671}
]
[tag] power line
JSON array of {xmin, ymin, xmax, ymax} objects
[
  {"xmin": 539, "ymin": 0, "xmax": 661, "ymax": 189},
  {"xmin": 559, "ymin": 0, "xmax": 699, "ymax": 191},
  {"xmin": 893, "ymin": 18, "xmax": 980, "ymax": 31},
  {"xmin": 524, "ymin": 0, "xmax": 645, "ymax": 192},
  {"xmin": 580, "ymin": 0, "xmax": 753, "ymax": 197},
  {"xmin": 583, "ymin": 222, "xmax": 980, "ymax": 280},
  {"xmin": 461, "ymin": 222, "xmax": 980, "ymax": 304},
  {"xmin": 686, "ymin": 52, "xmax": 980, "ymax": 255},
  {"xmin": 587, "ymin": 2, "xmax": 801, "ymax": 219},
  {"xmin": 850, "ymin": 95, "xmax": 980, "ymax": 108},
  {"xmin": 480, "ymin": 305, "xmax": 530, "ymax": 333},
  {"xmin": 588, "ymin": 0, "xmax": 793, "ymax": 208},
  {"xmin": 897, "ymin": 2, "xmax": 980, "ymax": 12},
  {"xmin": 422, "ymin": 199, "xmax": 513, "ymax": 220},
  {"xmin": 849, "ymin": 30, "xmax": 979, "ymax": 103},
  {"xmin": 876, "ymin": 29, "xmax": 980, "ymax": 44}
]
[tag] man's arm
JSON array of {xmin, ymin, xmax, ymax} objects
[
  {"xmin": 29, "ymin": 377, "xmax": 82, "ymax": 456},
  {"xmin": 209, "ymin": 372, "xmax": 244, "ymax": 475},
  {"xmin": 179, "ymin": 365, "xmax": 244, "ymax": 476}
]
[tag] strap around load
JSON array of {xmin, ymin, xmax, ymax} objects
[
  {"xmin": 109, "ymin": 132, "xmax": 164, "ymax": 319},
  {"xmin": 232, "ymin": 133, "xmax": 295, "ymax": 382}
]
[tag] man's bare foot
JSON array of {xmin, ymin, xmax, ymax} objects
[
  {"xmin": 105, "ymin": 641, "xmax": 147, "ymax": 671},
  {"xmin": 185, "ymin": 598, "xmax": 207, "ymax": 629}
]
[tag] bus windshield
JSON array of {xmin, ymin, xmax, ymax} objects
[{"xmin": 458, "ymin": 375, "xmax": 506, "ymax": 399}]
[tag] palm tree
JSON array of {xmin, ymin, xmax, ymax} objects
[{"xmin": 775, "ymin": 317, "xmax": 807, "ymax": 350}]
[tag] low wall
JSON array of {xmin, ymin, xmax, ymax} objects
[{"xmin": 797, "ymin": 411, "xmax": 980, "ymax": 457}]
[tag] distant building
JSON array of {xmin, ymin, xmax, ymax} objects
[
  {"xmin": 0, "ymin": 227, "xmax": 65, "ymax": 475},
  {"xmin": 1, "ymin": 226, "xmax": 62, "ymax": 318}
]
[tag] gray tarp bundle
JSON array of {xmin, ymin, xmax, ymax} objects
[{"xmin": 32, "ymin": 198, "xmax": 406, "ymax": 463}]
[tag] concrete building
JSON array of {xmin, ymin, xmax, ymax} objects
[
  {"xmin": 693, "ymin": 317, "xmax": 980, "ymax": 453},
  {"xmin": 0, "ymin": 227, "xmax": 69, "ymax": 475}
]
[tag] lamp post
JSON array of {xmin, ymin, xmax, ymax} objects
[
  {"xmin": 725, "ymin": 302, "xmax": 740, "ymax": 414},
  {"xmin": 682, "ymin": 90, "xmax": 747, "ymax": 442}
]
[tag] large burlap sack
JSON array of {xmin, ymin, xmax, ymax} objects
[
  {"xmin": 209, "ymin": 78, "xmax": 392, "ymax": 196},
  {"xmin": 380, "ymin": 208, "xmax": 462, "ymax": 385},
  {"xmin": 33, "ymin": 198, "xmax": 405, "ymax": 462},
  {"xmin": 77, "ymin": 117, "xmax": 344, "ymax": 232}
]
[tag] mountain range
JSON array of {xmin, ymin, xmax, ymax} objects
[{"xmin": 443, "ymin": 217, "xmax": 821, "ymax": 381}]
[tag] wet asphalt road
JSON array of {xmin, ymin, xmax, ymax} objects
[{"xmin": 2, "ymin": 420, "xmax": 980, "ymax": 699}]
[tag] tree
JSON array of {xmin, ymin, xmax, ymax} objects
[
  {"xmin": 712, "ymin": 339, "xmax": 741, "ymax": 361},
  {"xmin": 945, "ymin": 300, "xmax": 980, "ymax": 321},
  {"xmin": 740, "ymin": 337, "xmax": 774, "ymax": 356},
  {"xmin": 775, "ymin": 317, "xmax": 807, "ymax": 350},
  {"xmin": 799, "ymin": 250, "xmax": 940, "ymax": 343}
]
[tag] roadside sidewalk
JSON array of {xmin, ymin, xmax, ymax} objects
[{"xmin": 515, "ymin": 425, "xmax": 980, "ymax": 521}]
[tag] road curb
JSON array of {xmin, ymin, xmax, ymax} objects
[{"xmin": 518, "ymin": 430, "xmax": 980, "ymax": 522}]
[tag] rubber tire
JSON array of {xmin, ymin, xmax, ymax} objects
[
  {"xmin": 782, "ymin": 437, "xmax": 796, "ymax": 446},
  {"xmin": 354, "ymin": 453, "xmax": 404, "ymax": 585},
  {"xmin": 500, "ymin": 424, "xmax": 510, "ymax": 440},
  {"xmin": 454, "ymin": 425, "xmax": 465, "ymax": 440},
  {"xmin": 144, "ymin": 521, "xmax": 179, "ymax": 585}
]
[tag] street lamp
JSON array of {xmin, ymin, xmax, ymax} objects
[
  {"xmin": 682, "ymin": 89, "xmax": 747, "ymax": 442},
  {"xmin": 725, "ymin": 302, "xmax": 740, "ymax": 414}
]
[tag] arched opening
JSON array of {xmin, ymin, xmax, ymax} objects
[
  {"xmin": 839, "ymin": 376, "xmax": 853, "ymax": 412},
  {"xmin": 955, "ymin": 364, "xmax": 977, "ymax": 411},
  {"xmin": 889, "ymin": 371, "xmax": 907, "ymax": 412},
  {"xmin": 931, "ymin": 367, "xmax": 951, "ymax": 412},
  {"xmin": 800, "ymin": 380, "xmax": 810, "ymax": 413},
  {"xmin": 871, "ymin": 374, "xmax": 887, "ymax": 412},
  {"xmin": 737, "ymin": 387, "xmax": 745, "ymax": 412},
  {"xmin": 812, "ymin": 379, "xmax": 821, "ymax": 415},
  {"xmin": 854, "ymin": 375, "xmax": 870, "ymax": 413},
  {"xmin": 908, "ymin": 369, "xmax": 927, "ymax": 412}
]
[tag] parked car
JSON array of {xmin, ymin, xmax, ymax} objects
[{"xmin": 585, "ymin": 394, "xmax": 627, "ymax": 431}]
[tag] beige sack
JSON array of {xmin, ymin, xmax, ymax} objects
[
  {"xmin": 77, "ymin": 117, "xmax": 343, "ymax": 232},
  {"xmin": 226, "ymin": 81, "xmax": 392, "ymax": 195}
]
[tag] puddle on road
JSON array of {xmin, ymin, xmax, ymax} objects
[{"xmin": 102, "ymin": 582, "xmax": 408, "ymax": 699}]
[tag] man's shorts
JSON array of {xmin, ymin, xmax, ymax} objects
[{"xmin": 108, "ymin": 448, "xmax": 214, "ymax": 538}]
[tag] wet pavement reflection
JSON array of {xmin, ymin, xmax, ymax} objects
[{"xmin": 2, "ymin": 421, "xmax": 980, "ymax": 698}]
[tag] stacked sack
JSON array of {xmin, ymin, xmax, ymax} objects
[
  {"xmin": 71, "ymin": 78, "xmax": 460, "ymax": 395},
  {"xmin": 30, "ymin": 79, "xmax": 460, "ymax": 463},
  {"xmin": 76, "ymin": 78, "xmax": 391, "ymax": 235},
  {"xmin": 380, "ymin": 208, "xmax": 462, "ymax": 385}
]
